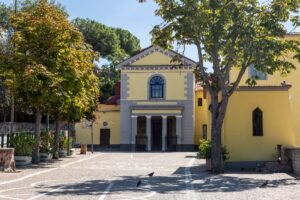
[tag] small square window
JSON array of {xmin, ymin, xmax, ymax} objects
[{"xmin": 249, "ymin": 65, "xmax": 267, "ymax": 80}]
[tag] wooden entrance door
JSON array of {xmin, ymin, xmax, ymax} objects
[
  {"xmin": 100, "ymin": 129, "xmax": 110, "ymax": 147},
  {"xmin": 151, "ymin": 118, "xmax": 162, "ymax": 151}
]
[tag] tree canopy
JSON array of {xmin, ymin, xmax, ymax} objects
[
  {"xmin": 73, "ymin": 18, "xmax": 141, "ymax": 64},
  {"xmin": 0, "ymin": 0, "xmax": 99, "ymax": 163},
  {"xmin": 151, "ymin": 0, "xmax": 300, "ymax": 173},
  {"xmin": 73, "ymin": 18, "xmax": 141, "ymax": 103}
]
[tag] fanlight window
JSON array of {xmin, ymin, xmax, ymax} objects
[
  {"xmin": 253, "ymin": 107, "xmax": 263, "ymax": 136},
  {"xmin": 150, "ymin": 76, "xmax": 165, "ymax": 99}
]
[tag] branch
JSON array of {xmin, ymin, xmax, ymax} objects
[
  {"xmin": 228, "ymin": 53, "xmax": 252, "ymax": 96},
  {"xmin": 196, "ymin": 41, "xmax": 213, "ymax": 94},
  {"xmin": 223, "ymin": 34, "xmax": 239, "ymax": 84}
]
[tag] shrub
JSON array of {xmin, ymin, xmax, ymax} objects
[
  {"xmin": 198, "ymin": 139, "xmax": 230, "ymax": 161},
  {"xmin": 9, "ymin": 133, "xmax": 34, "ymax": 156},
  {"xmin": 59, "ymin": 137, "xmax": 73, "ymax": 150},
  {"xmin": 40, "ymin": 132, "xmax": 54, "ymax": 154}
]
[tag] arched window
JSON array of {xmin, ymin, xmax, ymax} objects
[
  {"xmin": 253, "ymin": 107, "xmax": 263, "ymax": 136},
  {"xmin": 149, "ymin": 76, "xmax": 165, "ymax": 99}
]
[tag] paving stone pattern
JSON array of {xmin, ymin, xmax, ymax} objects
[{"xmin": 0, "ymin": 152, "xmax": 300, "ymax": 200}]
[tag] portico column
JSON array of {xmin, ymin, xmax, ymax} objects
[
  {"xmin": 162, "ymin": 115, "xmax": 167, "ymax": 151},
  {"xmin": 176, "ymin": 115, "xmax": 182, "ymax": 150},
  {"xmin": 146, "ymin": 115, "xmax": 152, "ymax": 151},
  {"xmin": 131, "ymin": 115, "xmax": 138, "ymax": 151}
]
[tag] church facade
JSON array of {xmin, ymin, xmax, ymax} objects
[{"xmin": 117, "ymin": 46, "xmax": 196, "ymax": 151}]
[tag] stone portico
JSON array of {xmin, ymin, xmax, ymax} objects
[{"xmin": 131, "ymin": 113, "xmax": 183, "ymax": 152}]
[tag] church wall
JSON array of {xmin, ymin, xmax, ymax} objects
[
  {"xmin": 223, "ymin": 90, "xmax": 295, "ymax": 162},
  {"xmin": 230, "ymin": 34, "xmax": 300, "ymax": 146},
  {"xmin": 75, "ymin": 104, "xmax": 120, "ymax": 145}
]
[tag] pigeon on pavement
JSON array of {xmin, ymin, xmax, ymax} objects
[
  {"xmin": 148, "ymin": 172, "xmax": 155, "ymax": 177},
  {"xmin": 136, "ymin": 180, "xmax": 142, "ymax": 187},
  {"xmin": 259, "ymin": 180, "xmax": 269, "ymax": 188}
]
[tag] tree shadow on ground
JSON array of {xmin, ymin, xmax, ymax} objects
[{"xmin": 33, "ymin": 163, "xmax": 300, "ymax": 197}]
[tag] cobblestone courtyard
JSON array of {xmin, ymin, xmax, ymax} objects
[{"xmin": 0, "ymin": 152, "xmax": 300, "ymax": 200}]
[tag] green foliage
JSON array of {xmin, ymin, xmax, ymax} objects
[
  {"xmin": 97, "ymin": 65, "xmax": 120, "ymax": 103},
  {"xmin": 198, "ymin": 139, "xmax": 229, "ymax": 161},
  {"xmin": 5, "ymin": 1, "xmax": 99, "ymax": 120},
  {"xmin": 73, "ymin": 18, "xmax": 141, "ymax": 103},
  {"xmin": 19, "ymin": 0, "xmax": 65, "ymax": 12},
  {"xmin": 9, "ymin": 133, "xmax": 34, "ymax": 156},
  {"xmin": 59, "ymin": 137, "xmax": 72, "ymax": 150},
  {"xmin": 115, "ymin": 28, "xmax": 141, "ymax": 56},
  {"xmin": 0, "ymin": 1, "xmax": 100, "ymax": 163},
  {"xmin": 40, "ymin": 132, "xmax": 54, "ymax": 153},
  {"xmin": 73, "ymin": 18, "xmax": 141, "ymax": 64},
  {"xmin": 198, "ymin": 139, "xmax": 211, "ymax": 159},
  {"xmin": 152, "ymin": 0, "xmax": 300, "ymax": 87}
]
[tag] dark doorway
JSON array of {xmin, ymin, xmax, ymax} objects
[
  {"xmin": 151, "ymin": 117, "xmax": 162, "ymax": 151},
  {"xmin": 136, "ymin": 116, "xmax": 147, "ymax": 151},
  {"xmin": 167, "ymin": 116, "xmax": 177, "ymax": 151},
  {"xmin": 100, "ymin": 129, "xmax": 110, "ymax": 147}
]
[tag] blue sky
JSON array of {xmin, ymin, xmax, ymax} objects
[
  {"xmin": 1, "ymin": 0, "xmax": 199, "ymax": 62},
  {"xmin": 1, "ymin": 0, "xmax": 298, "ymax": 64}
]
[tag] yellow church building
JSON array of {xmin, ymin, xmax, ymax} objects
[{"xmin": 75, "ymin": 33, "xmax": 300, "ymax": 166}]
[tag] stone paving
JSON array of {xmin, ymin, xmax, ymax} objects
[{"xmin": 0, "ymin": 151, "xmax": 300, "ymax": 200}]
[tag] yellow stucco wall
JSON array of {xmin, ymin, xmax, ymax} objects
[
  {"xmin": 194, "ymin": 89, "xmax": 209, "ymax": 145},
  {"xmin": 75, "ymin": 104, "xmax": 120, "ymax": 145},
  {"xmin": 124, "ymin": 70, "xmax": 191, "ymax": 100},
  {"xmin": 124, "ymin": 51, "xmax": 193, "ymax": 101},
  {"xmin": 224, "ymin": 90, "xmax": 295, "ymax": 161},
  {"xmin": 131, "ymin": 51, "xmax": 180, "ymax": 65},
  {"xmin": 230, "ymin": 34, "xmax": 300, "ymax": 146}
]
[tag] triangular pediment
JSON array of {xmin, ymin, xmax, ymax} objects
[{"xmin": 116, "ymin": 46, "xmax": 197, "ymax": 69}]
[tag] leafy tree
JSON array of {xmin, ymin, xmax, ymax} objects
[
  {"xmin": 73, "ymin": 18, "xmax": 141, "ymax": 63},
  {"xmin": 7, "ymin": 0, "xmax": 99, "ymax": 163},
  {"xmin": 73, "ymin": 18, "xmax": 141, "ymax": 103},
  {"xmin": 97, "ymin": 64, "xmax": 120, "ymax": 103},
  {"xmin": 151, "ymin": 0, "xmax": 300, "ymax": 173}
]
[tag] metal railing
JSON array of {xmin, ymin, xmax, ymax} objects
[{"xmin": 0, "ymin": 132, "xmax": 35, "ymax": 148}]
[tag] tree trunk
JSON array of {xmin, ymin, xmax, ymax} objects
[
  {"xmin": 210, "ymin": 94, "xmax": 229, "ymax": 173},
  {"xmin": 3, "ymin": 110, "xmax": 7, "ymax": 122},
  {"xmin": 211, "ymin": 118, "xmax": 223, "ymax": 173},
  {"xmin": 32, "ymin": 108, "xmax": 42, "ymax": 164},
  {"xmin": 53, "ymin": 119, "xmax": 62, "ymax": 159},
  {"xmin": 10, "ymin": 94, "xmax": 14, "ymax": 134},
  {"xmin": 91, "ymin": 122, "xmax": 94, "ymax": 154},
  {"xmin": 0, "ymin": 148, "xmax": 16, "ymax": 172}
]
